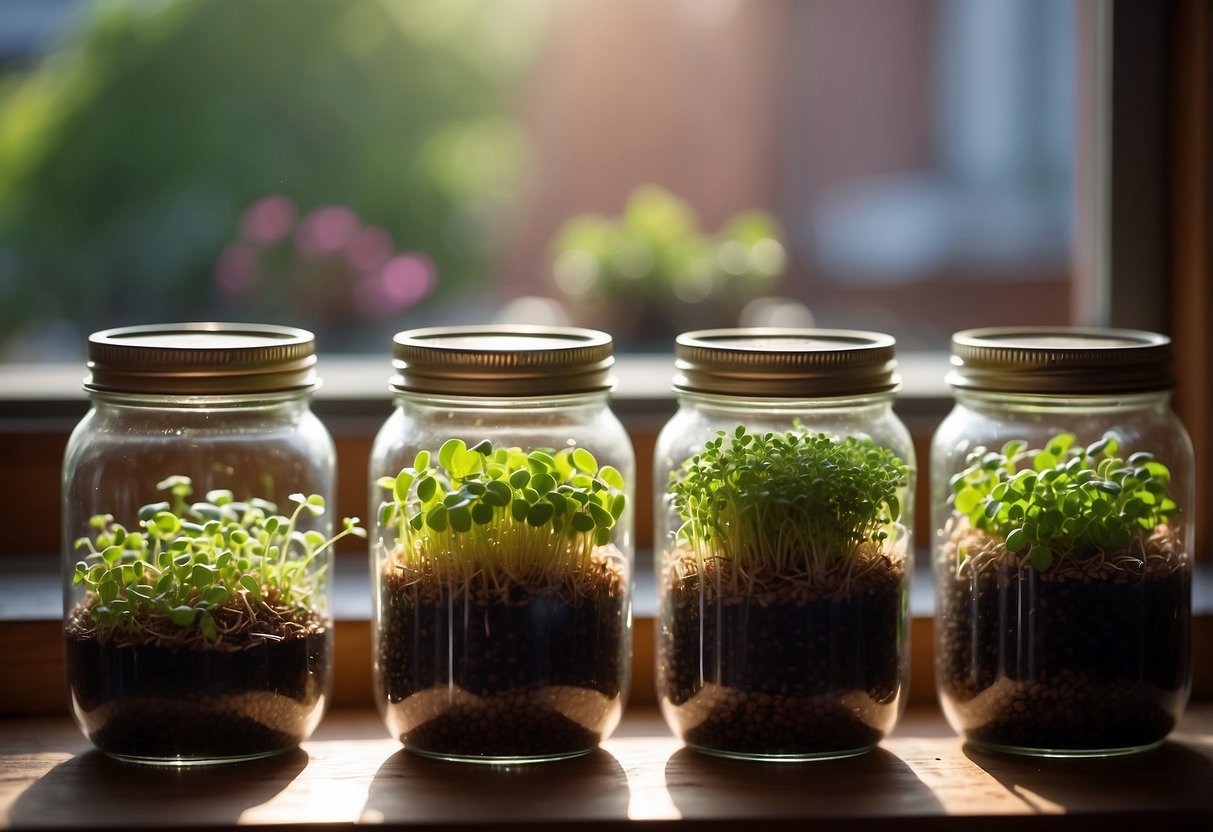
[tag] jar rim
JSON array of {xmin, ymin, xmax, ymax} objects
[
  {"xmin": 391, "ymin": 325, "xmax": 616, "ymax": 397},
  {"xmin": 85, "ymin": 322, "xmax": 318, "ymax": 396},
  {"xmin": 673, "ymin": 328, "xmax": 900, "ymax": 398},
  {"xmin": 948, "ymin": 326, "xmax": 1172, "ymax": 395}
]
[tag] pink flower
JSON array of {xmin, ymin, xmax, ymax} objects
[
  {"xmin": 240, "ymin": 195, "xmax": 297, "ymax": 246},
  {"xmin": 296, "ymin": 205, "xmax": 359, "ymax": 258},
  {"xmin": 354, "ymin": 253, "xmax": 436, "ymax": 319},
  {"xmin": 346, "ymin": 225, "xmax": 394, "ymax": 273}
]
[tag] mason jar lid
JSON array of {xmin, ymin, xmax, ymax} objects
[
  {"xmin": 673, "ymin": 328, "xmax": 899, "ymax": 398},
  {"xmin": 85, "ymin": 323, "xmax": 318, "ymax": 396},
  {"xmin": 948, "ymin": 326, "xmax": 1173, "ymax": 394},
  {"xmin": 391, "ymin": 325, "xmax": 615, "ymax": 397}
]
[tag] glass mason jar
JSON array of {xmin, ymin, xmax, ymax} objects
[
  {"xmin": 62, "ymin": 323, "xmax": 342, "ymax": 765},
  {"xmin": 369, "ymin": 326, "xmax": 635, "ymax": 763},
  {"xmin": 654, "ymin": 329, "xmax": 915, "ymax": 761},
  {"xmin": 932, "ymin": 327, "xmax": 1194, "ymax": 757}
]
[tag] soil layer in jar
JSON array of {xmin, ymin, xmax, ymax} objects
[
  {"xmin": 65, "ymin": 608, "xmax": 330, "ymax": 762},
  {"xmin": 936, "ymin": 529, "xmax": 1190, "ymax": 752},
  {"xmin": 659, "ymin": 549, "xmax": 906, "ymax": 758},
  {"xmin": 377, "ymin": 550, "xmax": 627, "ymax": 761}
]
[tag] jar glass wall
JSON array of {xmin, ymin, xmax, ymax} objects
[
  {"xmin": 62, "ymin": 324, "xmax": 343, "ymax": 765},
  {"xmin": 369, "ymin": 327, "xmax": 634, "ymax": 763},
  {"xmin": 654, "ymin": 330, "xmax": 915, "ymax": 761},
  {"xmin": 931, "ymin": 328, "xmax": 1194, "ymax": 756}
]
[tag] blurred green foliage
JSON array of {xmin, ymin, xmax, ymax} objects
[
  {"xmin": 0, "ymin": 0, "xmax": 542, "ymax": 353},
  {"xmin": 548, "ymin": 186, "xmax": 785, "ymax": 344}
]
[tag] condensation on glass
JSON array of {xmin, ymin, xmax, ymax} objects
[
  {"xmin": 368, "ymin": 326, "xmax": 635, "ymax": 763},
  {"xmin": 654, "ymin": 329, "xmax": 915, "ymax": 761},
  {"xmin": 931, "ymin": 327, "xmax": 1193, "ymax": 756},
  {"xmin": 61, "ymin": 323, "xmax": 336, "ymax": 764}
]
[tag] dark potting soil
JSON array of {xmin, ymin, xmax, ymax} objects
[
  {"xmin": 66, "ymin": 623, "xmax": 330, "ymax": 762},
  {"xmin": 377, "ymin": 558, "xmax": 627, "ymax": 760},
  {"xmin": 659, "ymin": 552, "xmax": 906, "ymax": 757},
  {"xmin": 936, "ymin": 542, "xmax": 1190, "ymax": 752}
]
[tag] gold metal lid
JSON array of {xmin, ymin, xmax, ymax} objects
[
  {"xmin": 948, "ymin": 326, "xmax": 1173, "ymax": 394},
  {"xmin": 673, "ymin": 328, "xmax": 899, "ymax": 398},
  {"xmin": 391, "ymin": 325, "xmax": 615, "ymax": 397},
  {"xmin": 85, "ymin": 323, "xmax": 318, "ymax": 395}
]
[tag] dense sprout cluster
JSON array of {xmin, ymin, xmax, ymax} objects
[
  {"xmin": 950, "ymin": 432, "xmax": 1179, "ymax": 571},
  {"xmin": 72, "ymin": 476, "xmax": 364, "ymax": 642},
  {"xmin": 378, "ymin": 439, "xmax": 627, "ymax": 584},
  {"xmin": 668, "ymin": 426, "xmax": 909, "ymax": 575}
]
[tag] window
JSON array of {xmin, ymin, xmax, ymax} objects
[
  {"xmin": 0, "ymin": 0, "xmax": 1208, "ymax": 562},
  {"xmin": 0, "ymin": 0, "xmax": 1085, "ymax": 359}
]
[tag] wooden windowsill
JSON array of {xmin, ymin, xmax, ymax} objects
[{"xmin": 2, "ymin": 705, "xmax": 1211, "ymax": 830}]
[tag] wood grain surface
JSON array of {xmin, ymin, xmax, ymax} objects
[{"xmin": 1, "ymin": 706, "xmax": 1210, "ymax": 831}]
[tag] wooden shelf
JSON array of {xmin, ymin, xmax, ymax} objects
[{"xmin": 2, "ymin": 706, "xmax": 1211, "ymax": 831}]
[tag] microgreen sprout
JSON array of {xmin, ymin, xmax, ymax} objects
[
  {"xmin": 669, "ymin": 426, "xmax": 910, "ymax": 576},
  {"xmin": 377, "ymin": 439, "xmax": 627, "ymax": 585},
  {"xmin": 72, "ymin": 476, "xmax": 365, "ymax": 644},
  {"xmin": 950, "ymin": 432, "xmax": 1180, "ymax": 572}
]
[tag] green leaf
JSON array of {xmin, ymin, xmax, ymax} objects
[
  {"xmin": 239, "ymin": 575, "xmax": 262, "ymax": 600},
  {"xmin": 200, "ymin": 611, "xmax": 218, "ymax": 642},
  {"xmin": 449, "ymin": 506, "xmax": 472, "ymax": 533},
  {"xmin": 1029, "ymin": 545, "xmax": 1053, "ymax": 572},
  {"xmin": 885, "ymin": 494, "xmax": 901, "ymax": 522},
  {"xmin": 426, "ymin": 505, "xmax": 448, "ymax": 533},
  {"xmin": 152, "ymin": 511, "xmax": 180, "ymax": 535},
  {"xmin": 471, "ymin": 501, "xmax": 495, "ymax": 525},
  {"xmin": 587, "ymin": 502, "xmax": 613, "ymax": 529},
  {"xmin": 189, "ymin": 564, "xmax": 215, "ymax": 588},
  {"xmin": 528, "ymin": 450, "xmax": 556, "ymax": 472},
  {"xmin": 206, "ymin": 489, "xmax": 234, "ymax": 506},
  {"xmin": 610, "ymin": 493, "xmax": 627, "ymax": 521},
  {"xmin": 572, "ymin": 447, "xmax": 598, "ymax": 475},
  {"xmin": 442, "ymin": 492, "xmax": 470, "ymax": 509},
  {"xmin": 1033, "ymin": 452, "xmax": 1058, "ymax": 472},
  {"xmin": 378, "ymin": 501, "xmax": 396, "ymax": 527},
  {"xmin": 98, "ymin": 580, "xmax": 119, "ymax": 605},
  {"xmin": 439, "ymin": 438, "xmax": 466, "ymax": 473},
  {"xmin": 954, "ymin": 488, "xmax": 980, "ymax": 516},
  {"xmin": 169, "ymin": 606, "xmax": 197, "ymax": 627},
  {"xmin": 599, "ymin": 466, "xmax": 625, "ymax": 491},
  {"xmin": 545, "ymin": 491, "xmax": 568, "ymax": 515},
  {"xmin": 483, "ymin": 480, "xmax": 511, "ymax": 506},
  {"xmin": 526, "ymin": 501, "xmax": 554, "ymax": 527}
]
